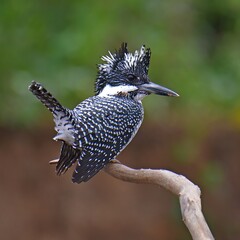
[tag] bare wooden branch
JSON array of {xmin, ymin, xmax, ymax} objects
[
  {"xmin": 49, "ymin": 159, "xmax": 214, "ymax": 239},
  {"xmin": 104, "ymin": 161, "xmax": 215, "ymax": 240}
]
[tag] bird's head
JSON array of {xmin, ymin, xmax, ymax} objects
[{"xmin": 95, "ymin": 43, "xmax": 179, "ymax": 100}]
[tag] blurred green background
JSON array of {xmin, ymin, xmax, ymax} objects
[
  {"xmin": 1, "ymin": 0, "xmax": 240, "ymax": 239},
  {"xmin": 2, "ymin": 0, "xmax": 240, "ymax": 126}
]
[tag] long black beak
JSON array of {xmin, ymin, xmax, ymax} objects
[{"xmin": 138, "ymin": 82, "xmax": 179, "ymax": 97}]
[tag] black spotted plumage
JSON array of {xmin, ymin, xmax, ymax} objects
[
  {"xmin": 64, "ymin": 96, "xmax": 143, "ymax": 183},
  {"xmin": 29, "ymin": 43, "xmax": 178, "ymax": 183}
]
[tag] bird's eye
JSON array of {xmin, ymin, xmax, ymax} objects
[{"xmin": 127, "ymin": 74, "xmax": 136, "ymax": 81}]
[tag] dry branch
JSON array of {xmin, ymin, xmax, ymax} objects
[
  {"xmin": 50, "ymin": 159, "xmax": 214, "ymax": 239},
  {"xmin": 104, "ymin": 161, "xmax": 215, "ymax": 240}
]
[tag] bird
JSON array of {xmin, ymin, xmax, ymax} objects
[{"xmin": 29, "ymin": 43, "xmax": 179, "ymax": 183}]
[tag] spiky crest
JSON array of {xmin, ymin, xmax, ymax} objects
[{"xmin": 95, "ymin": 43, "xmax": 151, "ymax": 95}]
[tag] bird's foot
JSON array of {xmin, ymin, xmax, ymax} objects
[{"xmin": 109, "ymin": 159, "xmax": 121, "ymax": 164}]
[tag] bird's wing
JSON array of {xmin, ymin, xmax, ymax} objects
[
  {"xmin": 72, "ymin": 137, "xmax": 124, "ymax": 183},
  {"xmin": 72, "ymin": 145, "xmax": 112, "ymax": 183},
  {"xmin": 72, "ymin": 109, "xmax": 143, "ymax": 183},
  {"xmin": 55, "ymin": 96, "xmax": 143, "ymax": 183}
]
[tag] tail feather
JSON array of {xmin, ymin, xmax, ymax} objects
[
  {"xmin": 29, "ymin": 81, "xmax": 65, "ymax": 115},
  {"xmin": 29, "ymin": 81, "xmax": 75, "ymax": 145},
  {"xmin": 56, "ymin": 143, "xmax": 81, "ymax": 175}
]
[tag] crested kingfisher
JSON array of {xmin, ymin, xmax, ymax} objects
[{"xmin": 29, "ymin": 43, "xmax": 179, "ymax": 183}]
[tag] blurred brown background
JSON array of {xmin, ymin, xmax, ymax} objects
[
  {"xmin": 1, "ymin": 0, "xmax": 240, "ymax": 239},
  {"xmin": 1, "ymin": 120, "xmax": 240, "ymax": 239}
]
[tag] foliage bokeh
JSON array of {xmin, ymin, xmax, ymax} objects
[{"xmin": 1, "ymin": 0, "xmax": 240, "ymax": 126}]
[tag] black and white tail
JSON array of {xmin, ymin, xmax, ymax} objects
[
  {"xmin": 29, "ymin": 81, "xmax": 65, "ymax": 116},
  {"xmin": 29, "ymin": 81, "xmax": 75, "ymax": 145},
  {"xmin": 29, "ymin": 81, "xmax": 80, "ymax": 175}
]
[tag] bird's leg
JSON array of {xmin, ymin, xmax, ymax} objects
[{"xmin": 109, "ymin": 159, "xmax": 121, "ymax": 164}]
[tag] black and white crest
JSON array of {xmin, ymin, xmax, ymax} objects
[{"xmin": 95, "ymin": 43, "xmax": 151, "ymax": 95}]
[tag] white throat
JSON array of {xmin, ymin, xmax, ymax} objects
[
  {"xmin": 133, "ymin": 92, "xmax": 148, "ymax": 101},
  {"xmin": 98, "ymin": 84, "xmax": 138, "ymax": 97}
]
